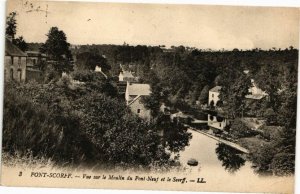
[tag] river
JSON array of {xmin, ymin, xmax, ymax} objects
[
  {"xmin": 172, "ymin": 129, "xmax": 294, "ymax": 193},
  {"xmin": 178, "ymin": 129, "xmax": 253, "ymax": 175}
]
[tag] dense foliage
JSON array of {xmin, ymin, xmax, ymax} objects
[
  {"xmin": 76, "ymin": 51, "xmax": 111, "ymax": 72},
  {"xmin": 3, "ymin": 70, "xmax": 191, "ymax": 169},
  {"xmin": 3, "ymin": 82, "xmax": 96, "ymax": 165},
  {"xmin": 229, "ymin": 118, "xmax": 259, "ymax": 139}
]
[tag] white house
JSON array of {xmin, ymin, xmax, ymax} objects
[
  {"xmin": 119, "ymin": 70, "xmax": 135, "ymax": 82},
  {"xmin": 243, "ymin": 70, "xmax": 267, "ymax": 100},
  {"xmin": 207, "ymin": 114, "xmax": 229, "ymax": 130},
  {"xmin": 208, "ymin": 86, "xmax": 222, "ymax": 106},
  {"xmin": 208, "ymin": 79, "xmax": 267, "ymax": 106},
  {"xmin": 125, "ymin": 82, "xmax": 151, "ymax": 120},
  {"xmin": 245, "ymin": 79, "xmax": 267, "ymax": 100}
]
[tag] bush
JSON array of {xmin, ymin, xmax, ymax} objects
[
  {"xmin": 71, "ymin": 70, "xmax": 118, "ymax": 97},
  {"xmin": 250, "ymin": 142, "xmax": 275, "ymax": 174},
  {"xmin": 260, "ymin": 126, "xmax": 283, "ymax": 141},
  {"xmin": 3, "ymin": 84, "xmax": 97, "ymax": 165},
  {"xmin": 3, "ymin": 81, "xmax": 173, "ymax": 169},
  {"xmin": 271, "ymin": 153, "xmax": 295, "ymax": 176},
  {"xmin": 264, "ymin": 108, "xmax": 277, "ymax": 125},
  {"xmin": 230, "ymin": 118, "xmax": 258, "ymax": 138},
  {"xmin": 73, "ymin": 92, "xmax": 170, "ymax": 167},
  {"xmin": 248, "ymin": 126, "xmax": 295, "ymax": 176}
]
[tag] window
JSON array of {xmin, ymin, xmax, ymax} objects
[
  {"xmin": 137, "ymin": 109, "xmax": 141, "ymax": 114},
  {"xmin": 212, "ymin": 94, "xmax": 214, "ymax": 98},
  {"xmin": 11, "ymin": 57, "xmax": 14, "ymax": 65}
]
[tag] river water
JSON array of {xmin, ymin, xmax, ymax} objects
[
  {"xmin": 173, "ymin": 129, "xmax": 294, "ymax": 193},
  {"xmin": 178, "ymin": 129, "xmax": 253, "ymax": 175}
]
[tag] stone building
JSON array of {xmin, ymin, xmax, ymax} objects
[
  {"xmin": 4, "ymin": 37, "xmax": 27, "ymax": 82},
  {"xmin": 26, "ymin": 51, "xmax": 47, "ymax": 68},
  {"xmin": 25, "ymin": 51, "xmax": 47, "ymax": 83},
  {"xmin": 125, "ymin": 82, "xmax": 151, "ymax": 120}
]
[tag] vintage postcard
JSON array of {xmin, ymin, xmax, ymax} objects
[{"xmin": 0, "ymin": 0, "xmax": 299, "ymax": 193}]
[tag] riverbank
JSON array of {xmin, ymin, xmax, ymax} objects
[{"xmin": 187, "ymin": 126, "xmax": 250, "ymax": 154}]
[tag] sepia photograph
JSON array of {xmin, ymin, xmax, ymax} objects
[{"xmin": 0, "ymin": 0, "xmax": 299, "ymax": 193}]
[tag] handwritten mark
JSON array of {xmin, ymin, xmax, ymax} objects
[{"xmin": 23, "ymin": 1, "xmax": 49, "ymax": 24}]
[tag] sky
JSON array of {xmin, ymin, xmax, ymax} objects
[{"xmin": 6, "ymin": 0, "xmax": 300, "ymax": 50}]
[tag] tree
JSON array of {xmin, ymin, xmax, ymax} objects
[
  {"xmin": 40, "ymin": 27, "xmax": 73, "ymax": 73},
  {"xmin": 6, "ymin": 12, "xmax": 28, "ymax": 52},
  {"xmin": 141, "ymin": 71, "xmax": 163, "ymax": 118},
  {"xmin": 73, "ymin": 92, "xmax": 169, "ymax": 167},
  {"xmin": 216, "ymin": 100, "xmax": 223, "ymax": 107},
  {"xmin": 76, "ymin": 51, "xmax": 110, "ymax": 72},
  {"xmin": 254, "ymin": 64, "xmax": 281, "ymax": 110},
  {"xmin": 71, "ymin": 70, "xmax": 117, "ymax": 97},
  {"xmin": 198, "ymin": 85, "xmax": 209, "ymax": 104},
  {"xmin": 250, "ymin": 143, "xmax": 275, "ymax": 175},
  {"xmin": 219, "ymin": 70, "xmax": 251, "ymax": 118},
  {"xmin": 251, "ymin": 126, "xmax": 295, "ymax": 176},
  {"xmin": 230, "ymin": 118, "xmax": 258, "ymax": 138},
  {"xmin": 13, "ymin": 36, "xmax": 28, "ymax": 51},
  {"xmin": 5, "ymin": 78, "xmax": 173, "ymax": 168},
  {"xmin": 6, "ymin": 12, "xmax": 17, "ymax": 39}
]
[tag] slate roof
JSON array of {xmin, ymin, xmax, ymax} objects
[
  {"xmin": 127, "ymin": 83, "xmax": 151, "ymax": 96},
  {"xmin": 5, "ymin": 38, "xmax": 27, "ymax": 57},
  {"xmin": 210, "ymin": 86, "xmax": 222, "ymax": 93}
]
